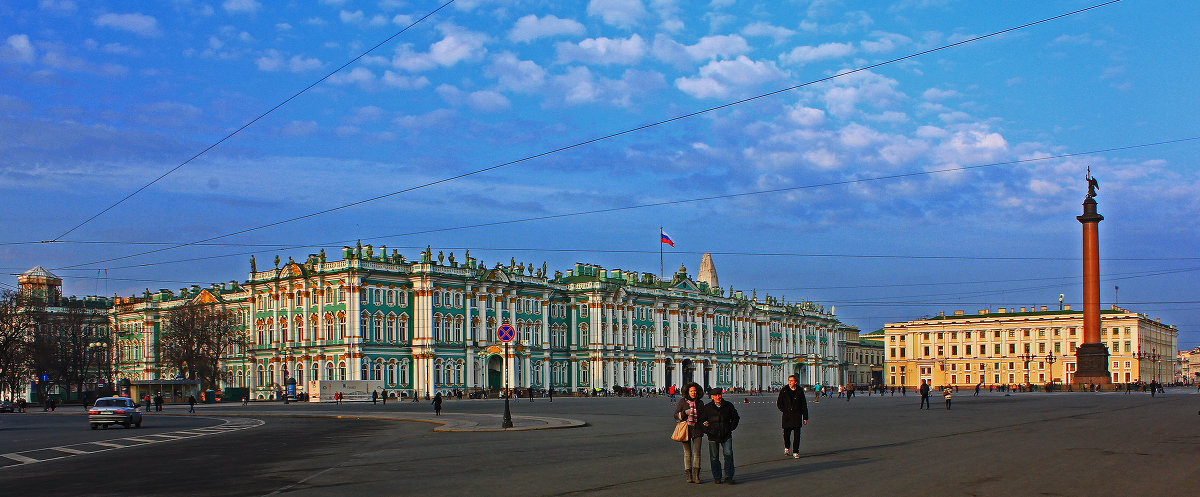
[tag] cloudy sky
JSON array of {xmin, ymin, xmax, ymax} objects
[{"xmin": 2, "ymin": 0, "xmax": 1198, "ymax": 349}]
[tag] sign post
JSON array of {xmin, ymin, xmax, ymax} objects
[{"xmin": 497, "ymin": 323, "xmax": 516, "ymax": 428}]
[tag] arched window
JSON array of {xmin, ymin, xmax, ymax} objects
[
  {"xmin": 579, "ymin": 324, "xmax": 589, "ymax": 346},
  {"xmin": 432, "ymin": 313, "xmax": 442, "ymax": 342},
  {"xmin": 338, "ymin": 312, "xmax": 347, "ymax": 338},
  {"xmin": 442, "ymin": 315, "xmax": 451, "ymax": 342},
  {"xmin": 324, "ymin": 313, "xmax": 335, "ymax": 340},
  {"xmin": 399, "ymin": 314, "xmax": 409, "ymax": 343},
  {"xmin": 280, "ymin": 320, "xmax": 289, "ymax": 342},
  {"xmin": 257, "ymin": 364, "xmax": 265, "ymax": 386},
  {"xmin": 360, "ymin": 361, "xmax": 367, "ymax": 381},
  {"xmin": 311, "ymin": 362, "xmax": 319, "ymax": 381},
  {"xmin": 267, "ymin": 364, "xmax": 275, "ymax": 387},
  {"xmin": 326, "ymin": 361, "xmax": 334, "ymax": 381},
  {"xmin": 400, "ymin": 360, "xmax": 410, "ymax": 385},
  {"xmin": 338, "ymin": 361, "xmax": 346, "ymax": 380},
  {"xmin": 433, "ymin": 291, "xmax": 441, "ymax": 307},
  {"xmin": 386, "ymin": 361, "xmax": 395, "ymax": 385},
  {"xmin": 361, "ymin": 312, "xmax": 371, "ymax": 338},
  {"xmin": 385, "ymin": 314, "xmax": 396, "ymax": 342},
  {"xmin": 373, "ymin": 312, "xmax": 383, "ymax": 341}
]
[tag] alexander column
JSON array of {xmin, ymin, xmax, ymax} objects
[{"xmin": 1073, "ymin": 169, "xmax": 1110, "ymax": 388}]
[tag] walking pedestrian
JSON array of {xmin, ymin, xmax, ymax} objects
[
  {"xmin": 974, "ymin": 382, "xmax": 982, "ymax": 396},
  {"xmin": 154, "ymin": 394, "xmax": 163, "ymax": 411},
  {"xmin": 919, "ymin": 380, "xmax": 931, "ymax": 410},
  {"xmin": 777, "ymin": 375, "xmax": 808, "ymax": 459},
  {"xmin": 701, "ymin": 388, "xmax": 740, "ymax": 484},
  {"xmin": 944, "ymin": 386, "xmax": 952, "ymax": 410},
  {"xmin": 674, "ymin": 382, "xmax": 706, "ymax": 484},
  {"xmin": 382, "ymin": 389, "xmax": 388, "ymax": 405},
  {"xmin": 548, "ymin": 388, "xmax": 553, "ymax": 402},
  {"xmin": 433, "ymin": 392, "xmax": 443, "ymax": 416},
  {"xmin": 372, "ymin": 390, "xmax": 379, "ymax": 405},
  {"xmin": 812, "ymin": 382, "xmax": 821, "ymax": 403},
  {"xmin": 846, "ymin": 383, "xmax": 855, "ymax": 401},
  {"xmin": 187, "ymin": 394, "xmax": 197, "ymax": 413}
]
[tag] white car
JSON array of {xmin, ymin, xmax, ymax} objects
[{"xmin": 88, "ymin": 397, "xmax": 143, "ymax": 429}]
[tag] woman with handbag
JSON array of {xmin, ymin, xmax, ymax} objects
[{"xmin": 673, "ymin": 382, "xmax": 706, "ymax": 483}]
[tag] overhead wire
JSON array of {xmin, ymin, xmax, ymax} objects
[
  {"xmin": 49, "ymin": 0, "xmax": 459, "ymax": 242},
  {"xmin": 46, "ymin": 133, "xmax": 1200, "ymax": 272},
  {"xmin": 47, "ymin": 1, "xmax": 1125, "ymax": 271}
]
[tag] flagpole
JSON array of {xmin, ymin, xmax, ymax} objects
[{"xmin": 659, "ymin": 226, "xmax": 664, "ymax": 282}]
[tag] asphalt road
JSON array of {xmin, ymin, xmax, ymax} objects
[{"xmin": 1, "ymin": 389, "xmax": 1196, "ymax": 496}]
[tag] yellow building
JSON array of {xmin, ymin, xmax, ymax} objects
[{"xmin": 883, "ymin": 305, "xmax": 1177, "ymax": 389}]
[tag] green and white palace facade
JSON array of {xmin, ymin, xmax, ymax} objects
[{"xmin": 112, "ymin": 245, "xmax": 852, "ymax": 399}]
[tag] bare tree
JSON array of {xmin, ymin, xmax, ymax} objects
[
  {"xmin": 0, "ymin": 291, "xmax": 35, "ymax": 399},
  {"xmin": 160, "ymin": 303, "xmax": 246, "ymax": 391},
  {"xmin": 28, "ymin": 305, "xmax": 108, "ymax": 401}
]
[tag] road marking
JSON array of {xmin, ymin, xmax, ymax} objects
[
  {"xmin": 0, "ymin": 417, "xmax": 264, "ymax": 469},
  {"xmin": 1, "ymin": 453, "xmax": 39, "ymax": 464}
]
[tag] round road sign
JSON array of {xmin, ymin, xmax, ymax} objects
[{"xmin": 497, "ymin": 324, "xmax": 516, "ymax": 342}]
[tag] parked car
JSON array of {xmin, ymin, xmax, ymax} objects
[
  {"xmin": 0, "ymin": 401, "xmax": 14, "ymax": 413},
  {"xmin": 88, "ymin": 397, "xmax": 142, "ymax": 429}
]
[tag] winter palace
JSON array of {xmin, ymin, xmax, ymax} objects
[{"xmin": 110, "ymin": 245, "xmax": 854, "ymax": 399}]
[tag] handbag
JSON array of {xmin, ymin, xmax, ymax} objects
[{"xmin": 671, "ymin": 420, "xmax": 690, "ymax": 442}]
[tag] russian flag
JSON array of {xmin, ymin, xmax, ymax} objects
[{"xmin": 660, "ymin": 230, "xmax": 675, "ymax": 247}]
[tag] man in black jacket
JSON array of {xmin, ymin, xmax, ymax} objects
[
  {"xmin": 777, "ymin": 375, "xmax": 808, "ymax": 458},
  {"xmin": 919, "ymin": 380, "xmax": 931, "ymax": 410},
  {"xmin": 701, "ymin": 388, "xmax": 740, "ymax": 484}
]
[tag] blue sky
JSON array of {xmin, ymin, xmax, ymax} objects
[{"xmin": 2, "ymin": 0, "xmax": 1198, "ymax": 349}]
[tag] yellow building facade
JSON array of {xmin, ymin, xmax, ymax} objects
[{"xmin": 883, "ymin": 306, "xmax": 1177, "ymax": 389}]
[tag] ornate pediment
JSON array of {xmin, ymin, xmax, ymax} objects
[{"xmin": 193, "ymin": 289, "xmax": 222, "ymax": 304}]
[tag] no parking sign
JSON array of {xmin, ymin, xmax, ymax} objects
[{"xmin": 497, "ymin": 324, "xmax": 516, "ymax": 342}]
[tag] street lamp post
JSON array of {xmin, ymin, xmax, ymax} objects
[
  {"xmin": 1018, "ymin": 352, "xmax": 1037, "ymax": 390},
  {"xmin": 1044, "ymin": 353, "xmax": 1058, "ymax": 391}
]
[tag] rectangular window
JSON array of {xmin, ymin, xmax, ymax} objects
[
  {"xmin": 951, "ymin": 345, "xmax": 958, "ymax": 355},
  {"xmin": 966, "ymin": 345, "xmax": 972, "ymax": 356}
]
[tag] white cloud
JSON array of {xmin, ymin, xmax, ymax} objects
[
  {"xmin": 780, "ymin": 42, "xmax": 855, "ymax": 65},
  {"xmin": 1028, "ymin": 178, "xmax": 1061, "ymax": 196},
  {"xmin": 556, "ymin": 34, "xmax": 647, "ymax": 65},
  {"xmin": 509, "ymin": 14, "xmax": 585, "ymax": 43},
  {"xmin": 393, "ymin": 24, "xmax": 488, "ymax": 72},
  {"xmin": 544, "ymin": 66, "xmax": 663, "ymax": 107},
  {"xmin": 684, "ymin": 34, "xmax": 750, "ymax": 60},
  {"xmin": 38, "ymin": 1, "xmax": 77, "ymax": 14},
  {"xmin": 675, "ymin": 56, "xmax": 786, "ymax": 99},
  {"xmin": 328, "ymin": 66, "xmax": 375, "ymax": 86},
  {"xmin": 486, "ymin": 52, "xmax": 546, "ymax": 92},
  {"xmin": 922, "ymin": 88, "xmax": 960, "ymax": 101},
  {"xmin": 279, "ymin": 120, "xmax": 318, "ymax": 137},
  {"xmin": 587, "ymin": 0, "xmax": 647, "ymax": 29},
  {"xmin": 741, "ymin": 22, "xmax": 795, "ymax": 45},
  {"xmin": 936, "ymin": 128, "xmax": 1008, "ymax": 165},
  {"xmin": 94, "ymin": 13, "xmax": 162, "ymax": 38},
  {"xmin": 287, "ymin": 55, "xmax": 323, "ymax": 72},
  {"xmin": 0, "ymin": 35, "xmax": 37, "ymax": 64},
  {"xmin": 381, "ymin": 70, "xmax": 430, "ymax": 90},
  {"xmin": 222, "ymin": 0, "xmax": 262, "ymax": 15},
  {"xmin": 340, "ymin": 10, "xmax": 389, "ymax": 26},
  {"xmin": 467, "ymin": 90, "xmax": 511, "ymax": 112},
  {"xmin": 860, "ymin": 32, "xmax": 910, "ymax": 53},
  {"xmin": 821, "ymin": 70, "xmax": 904, "ymax": 117},
  {"xmin": 787, "ymin": 105, "xmax": 826, "ymax": 128}
]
